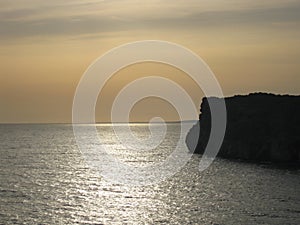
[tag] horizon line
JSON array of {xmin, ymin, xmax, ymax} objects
[{"xmin": 0, "ymin": 120, "xmax": 198, "ymax": 125}]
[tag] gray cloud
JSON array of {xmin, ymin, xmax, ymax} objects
[{"xmin": 0, "ymin": 0, "xmax": 300, "ymax": 40}]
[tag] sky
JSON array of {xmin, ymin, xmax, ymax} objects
[{"xmin": 0, "ymin": 0, "xmax": 300, "ymax": 123}]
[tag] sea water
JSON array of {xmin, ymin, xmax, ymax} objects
[{"xmin": 0, "ymin": 124, "xmax": 299, "ymax": 224}]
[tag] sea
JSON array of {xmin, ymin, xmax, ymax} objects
[{"xmin": 0, "ymin": 123, "xmax": 299, "ymax": 225}]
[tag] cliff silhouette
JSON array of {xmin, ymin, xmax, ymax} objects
[{"xmin": 186, "ymin": 93, "xmax": 300, "ymax": 163}]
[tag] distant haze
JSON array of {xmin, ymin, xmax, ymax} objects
[{"xmin": 1, "ymin": 0, "xmax": 300, "ymax": 123}]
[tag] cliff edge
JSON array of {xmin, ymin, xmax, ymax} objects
[{"xmin": 186, "ymin": 93, "xmax": 300, "ymax": 163}]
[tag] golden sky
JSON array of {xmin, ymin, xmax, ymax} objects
[{"xmin": 0, "ymin": 0, "xmax": 300, "ymax": 123}]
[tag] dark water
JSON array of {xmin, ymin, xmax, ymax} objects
[{"xmin": 0, "ymin": 124, "xmax": 299, "ymax": 225}]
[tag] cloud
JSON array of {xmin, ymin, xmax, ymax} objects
[{"xmin": 0, "ymin": 0, "xmax": 300, "ymax": 40}]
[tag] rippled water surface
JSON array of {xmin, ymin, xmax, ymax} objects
[{"xmin": 0, "ymin": 124, "xmax": 299, "ymax": 224}]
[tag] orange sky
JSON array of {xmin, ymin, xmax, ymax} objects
[{"xmin": 0, "ymin": 0, "xmax": 300, "ymax": 123}]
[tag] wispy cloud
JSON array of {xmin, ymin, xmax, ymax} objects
[{"xmin": 0, "ymin": 0, "xmax": 300, "ymax": 40}]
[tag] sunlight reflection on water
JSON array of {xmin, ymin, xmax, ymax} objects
[{"xmin": 0, "ymin": 124, "xmax": 299, "ymax": 224}]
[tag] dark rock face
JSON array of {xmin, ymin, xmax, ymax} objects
[{"xmin": 186, "ymin": 93, "xmax": 300, "ymax": 163}]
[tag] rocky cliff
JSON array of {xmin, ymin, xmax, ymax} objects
[{"xmin": 186, "ymin": 93, "xmax": 300, "ymax": 163}]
